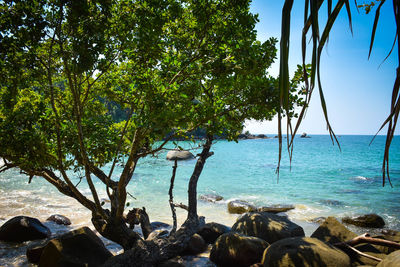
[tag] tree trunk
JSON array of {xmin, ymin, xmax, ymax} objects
[
  {"xmin": 187, "ymin": 134, "xmax": 213, "ymax": 219},
  {"xmin": 102, "ymin": 215, "xmax": 205, "ymax": 267},
  {"xmin": 92, "ymin": 215, "xmax": 143, "ymax": 251},
  {"xmin": 101, "ymin": 137, "xmax": 213, "ymax": 266}
]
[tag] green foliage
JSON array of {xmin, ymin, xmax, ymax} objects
[{"xmin": 0, "ymin": 0, "xmax": 303, "ymax": 179}]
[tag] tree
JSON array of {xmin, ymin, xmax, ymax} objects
[
  {"xmin": 277, "ymin": 0, "xmax": 399, "ymax": 185},
  {"xmin": 0, "ymin": 0, "xmax": 297, "ymax": 265}
]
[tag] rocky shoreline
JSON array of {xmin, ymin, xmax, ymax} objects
[{"xmin": 0, "ymin": 202, "xmax": 399, "ymax": 267}]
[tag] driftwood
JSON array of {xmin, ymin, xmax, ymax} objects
[
  {"xmin": 173, "ymin": 202, "xmax": 189, "ymax": 211},
  {"xmin": 334, "ymin": 233, "xmax": 400, "ymax": 262}
]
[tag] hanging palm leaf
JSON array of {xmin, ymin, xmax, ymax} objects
[{"xmin": 278, "ymin": 0, "xmax": 398, "ymax": 186}]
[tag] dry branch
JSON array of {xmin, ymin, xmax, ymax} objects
[{"xmin": 334, "ymin": 233, "xmax": 400, "ymax": 262}]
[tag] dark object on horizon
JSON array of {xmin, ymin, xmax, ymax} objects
[
  {"xmin": 342, "ymin": 214, "xmax": 385, "ymax": 228},
  {"xmin": 46, "ymin": 214, "xmax": 71, "ymax": 226},
  {"xmin": 300, "ymin": 132, "xmax": 311, "ymax": 138},
  {"xmin": 0, "ymin": 216, "xmax": 50, "ymax": 242},
  {"xmin": 38, "ymin": 227, "xmax": 112, "ymax": 267}
]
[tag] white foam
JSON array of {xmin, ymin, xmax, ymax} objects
[{"xmin": 352, "ymin": 176, "xmax": 370, "ymax": 180}]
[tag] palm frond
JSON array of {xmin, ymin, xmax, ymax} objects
[{"xmin": 368, "ymin": 0, "xmax": 386, "ymax": 59}]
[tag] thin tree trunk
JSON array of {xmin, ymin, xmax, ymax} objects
[
  {"xmin": 187, "ymin": 134, "xmax": 213, "ymax": 219},
  {"xmin": 169, "ymin": 159, "xmax": 178, "ymax": 234}
]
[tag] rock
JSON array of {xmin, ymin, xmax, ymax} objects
[
  {"xmin": 166, "ymin": 150, "xmax": 195, "ymax": 160},
  {"xmin": 311, "ymin": 216, "xmax": 357, "ymax": 244},
  {"xmin": 150, "ymin": 221, "xmax": 171, "ymax": 231},
  {"xmin": 27, "ymin": 240, "xmax": 48, "ymax": 264},
  {"xmin": 0, "ymin": 216, "xmax": 51, "ymax": 242},
  {"xmin": 158, "ymin": 255, "xmax": 216, "ymax": 267},
  {"xmin": 300, "ymin": 132, "xmax": 307, "ymax": 138},
  {"xmin": 232, "ymin": 212, "xmax": 305, "ymax": 244},
  {"xmin": 310, "ymin": 216, "xmax": 326, "ymax": 224},
  {"xmin": 256, "ymin": 204, "xmax": 295, "ymax": 214},
  {"xmin": 370, "ymin": 230, "xmax": 400, "ymax": 255},
  {"xmin": 319, "ymin": 199, "xmax": 344, "ymax": 206},
  {"xmin": 199, "ymin": 194, "xmax": 223, "ymax": 203},
  {"xmin": 183, "ymin": 234, "xmax": 207, "ymax": 255},
  {"xmin": 342, "ymin": 214, "xmax": 385, "ymax": 228},
  {"xmin": 46, "ymin": 214, "xmax": 71, "ymax": 226},
  {"xmin": 210, "ymin": 232, "xmax": 269, "ymax": 267},
  {"xmin": 311, "ymin": 217, "xmax": 386, "ymax": 265},
  {"xmin": 377, "ymin": 250, "xmax": 400, "ymax": 267},
  {"xmin": 146, "ymin": 229, "xmax": 169, "ymax": 240},
  {"xmin": 261, "ymin": 237, "xmax": 351, "ymax": 267},
  {"xmin": 227, "ymin": 200, "xmax": 256, "ymax": 214},
  {"xmin": 38, "ymin": 227, "xmax": 112, "ymax": 267},
  {"xmin": 197, "ymin": 222, "xmax": 231, "ymax": 244}
]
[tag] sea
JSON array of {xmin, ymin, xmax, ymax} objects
[{"xmin": 0, "ymin": 135, "xmax": 399, "ymax": 266}]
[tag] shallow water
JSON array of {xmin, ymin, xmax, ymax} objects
[{"xmin": 0, "ymin": 135, "xmax": 399, "ymax": 266}]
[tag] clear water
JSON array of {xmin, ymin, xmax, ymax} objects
[{"xmin": 0, "ymin": 135, "xmax": 399, "ymax": 265}]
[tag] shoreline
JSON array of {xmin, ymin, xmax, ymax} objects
[{"xmin": 0, "ymin": 206, "xmax": 396, "ymax": 267}]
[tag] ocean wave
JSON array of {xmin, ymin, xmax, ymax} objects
[{"xmin": 351, "ymin": 176, "xmax": 371, "ymax": 181}]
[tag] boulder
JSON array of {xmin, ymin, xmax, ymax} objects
[
  {"xmin": 311, "ymin": 217, "xmax": 386, "ymax": 265},
  {"xmin": 232, "ymin": 212, "xmax": 304, "ymax": 244},
  {"xmin": 38, "ymin": 227, "xmax": 112, "ymax": 267},
  {"xmin": 46, "ymin": 214, "xmax": 71, "ymax": 226},
  {"xmin": 158, "ymin": 255, "xmax": 216, "ymax": 267},
  {"xmin": 256, "ymin": 204, "xmax": 295, "ymax": 214},
  {"xmin": 210, "ymin": 232, "xmax": 269, "ymax": 267},
  {"xmin": 377, "ymin": 230, "xmax": 400, "ymax": 254},
  {"xmin": 311, "ymin": 216, "xmax": 357, "ymax": 244},
  {"xmin": 150, "ymin": 221, "xmax": 171, "ymax": 231},
  {"xmin": 199, "ymin": 194, "xmax": 223, "ymax": 203},
  {"xmin": 183, "ymin": 233, "xmax": 207, "ymax": 255},
  {"xmin": 27, "ymin": 240, "xmax": 48, "ymax": 264},
  {"xmin": 197, "ymin": 222, "xmax": 231, "ymax": 244},
  {"xmin": 377, "ymin": 250, "xmax": 400, "ymax": 267},
  {"xmin": 0, "ymin": 216, "xmax": 50, "ymax": 242},
  {"xmin": 227, "ymin": 200, "xmax": 256, "ymax": 214},
  {"xmin": 261, "ymin": 237, "xmax": 351, "ymax": 267},
  {"xmin": 342, "ymin": 214, "xmax": 385, "ymax": 228},
  {"xmin": 166, "ymin": 150, "xmax": 195, "ymax": 160}
]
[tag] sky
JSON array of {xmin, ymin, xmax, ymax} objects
[{"xmin": 244, "ymin": 0, "xmax": 399, "ymax": 135}]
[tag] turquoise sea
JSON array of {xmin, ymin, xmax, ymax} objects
[{"xmin": 0, "ymin": 135, "xmax": 400, "ymax": 264}]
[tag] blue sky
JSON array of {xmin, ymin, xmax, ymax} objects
[{"xmin": 244, "ymin": 0, "xmax": 399, "ymax": 135}]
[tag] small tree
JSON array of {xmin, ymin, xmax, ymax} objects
[{"xmin": 0, "ymin": 0, "xmax": 298, "ymax": 265}]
